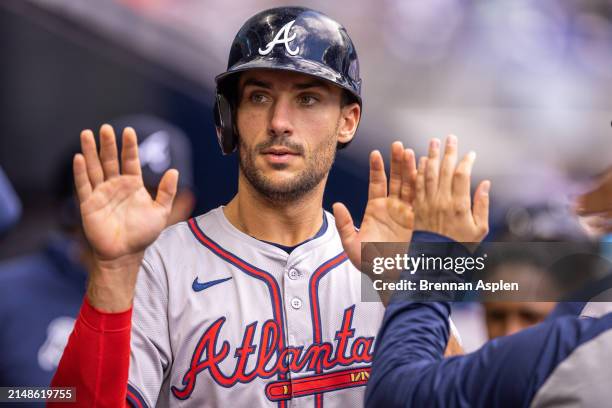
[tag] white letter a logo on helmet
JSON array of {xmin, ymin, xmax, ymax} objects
[{"xmin": 258, "ymin": 20, "xmax": 299, "ymax": 56}]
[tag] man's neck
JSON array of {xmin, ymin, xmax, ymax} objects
[{"xmin": 224, "ymin": 176, "xmax": 326, "ymax": 247}]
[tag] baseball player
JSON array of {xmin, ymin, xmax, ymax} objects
[{"xmin": 51, "ymin": 7, "xmax": 461, "ymax": 407}]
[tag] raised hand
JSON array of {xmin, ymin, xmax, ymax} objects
[
  {"xmin": 74, "ymin": 124, "xmax": 178, "ymax": 311},
  {"xmin": 333, "ymin": 141, "xmax": 416, "ymax": 271},
  {"xmin": 575, "ymin": 166, "xmax": 612, "ymax": 216},
  {"xmin": 413, "ymin": 135, "xmax": 490, "ymax": 243},
  {"xmin": 575, "ymin": 166, "xmax": 612, "ymax": 237}
]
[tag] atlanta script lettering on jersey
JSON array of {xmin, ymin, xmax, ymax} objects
[{"xmin": 171, "ymin": 305, "xmax": 374, "ymax": 400}]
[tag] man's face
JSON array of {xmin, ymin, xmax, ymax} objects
[
  {"xmin": 484, "ymin": 301, "xmax": 556, "ymax": 339},
  {"xmin": 483, "ymin": 263, "xmax": 557, "ymax": 339},
  {"xmin": 235, "ymin": 69, "xmax": 359, "ymax": 203}
]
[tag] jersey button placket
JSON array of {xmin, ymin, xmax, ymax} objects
[
  {"xmin": 288, "ymin": 268, "xmax": 302, "ymax": 280},
  {"xmin": 283, "ymin": 262, "xmax": 311, "ymax": 400},
  {"xmin": 290, "ymin": 297, "xmax": 302, "ymax": 309}
]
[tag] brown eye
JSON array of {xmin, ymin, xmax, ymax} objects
[
  {"xmin": 298, "ymin": 95, "xmax": 318, "ymax": 106},
  {"xmin": 250, "ymin": 93, "xmax": 269, "ymax": 104}
]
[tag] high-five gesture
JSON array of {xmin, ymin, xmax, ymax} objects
[
  {"xmin": 333, "ymin": 141, "xmax": 416, "ymax": 270},
  {"xmin": 414, "ymin": 135, "xmax": 490, "ymax": 243},
  {"xmin": 75, "ymin": 125, "xmax": 178, "ymax": 259},
  {"xmin": 74, "ymin": 125, "xmax": 178, "ymax": 311}
]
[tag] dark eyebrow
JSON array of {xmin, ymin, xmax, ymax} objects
[
  {"xmin": 293, "ymin": 80, "xmax": 330, "ymax": 91},
  {"xmin": 242, "ymin": 78, "xmax": 272, "ymax": 89},
  {"xmin": 240, "ymin": 77, "xmax": 330, "ymax": 91}
]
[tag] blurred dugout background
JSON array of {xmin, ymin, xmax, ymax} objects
[{"xmin": 1, "ymin": 0, "xmax": 611, "ymax": 258}]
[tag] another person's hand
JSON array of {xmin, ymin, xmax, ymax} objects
[
  {"xmin": 413, "ymin": 135, "xmax": 490, "ymax": 243},
  {"xmin": 333, "ymin": 142, "xmax": 416, "ymax": 272},
  {"xmin": 74, "ymin": 125, "xmax": 178, "ymax": 311}
]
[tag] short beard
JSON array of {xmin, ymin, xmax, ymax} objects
[{"xmin": 238, "ymin": 126, "xmax": 338, "ymax": 204}]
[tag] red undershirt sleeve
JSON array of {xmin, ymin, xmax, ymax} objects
[{"xmin": 49, "ymin": 296, "xmax": 132, "ymax": 408}]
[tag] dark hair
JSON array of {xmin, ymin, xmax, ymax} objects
[{"xmin": 341, "ymin": 89, "xmax": 358, "ymax": 108}]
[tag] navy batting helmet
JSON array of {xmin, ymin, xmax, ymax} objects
[{"xmin": 214, "ymin": 6, "xmax": 362, "ymax": 155}]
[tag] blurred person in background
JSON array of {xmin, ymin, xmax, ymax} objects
[
  {"xmin": 480, "ymin": 206, "xmax": 598, "ymax": 340},
  {"xmin": 451, "ymin": 206, "xmax": 590, "ymax": 350},
  {"xmin": 484, "ymin": 301, "xmax": 556, "ymax": 339},
  {"xmin": 481, "ymin": 251, "xmax": 556, "ymax": 339},
  {"xmin": 0, "ymin": 165, "xmax": 22, "ymax": 236},
  {"xmin": 0, "ymin": 115, "xmax": 195, "ymax": 394}
]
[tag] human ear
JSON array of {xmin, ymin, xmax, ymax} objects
[{"xmin": 337, "ymin": 102, "xmax": 361, "ymax": 144}]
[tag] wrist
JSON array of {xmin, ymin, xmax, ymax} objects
[
  {"xmin": 87, "ymin": 251, "xmax": 144, "ymax": 313},
  {"xmin": 92, "ymin": 250, "xmax": 145, "ymax": 269}
]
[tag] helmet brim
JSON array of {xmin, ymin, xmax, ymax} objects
[{"xmin": 215, "ymin": 56, "xmax": 361, "ymax": 106}]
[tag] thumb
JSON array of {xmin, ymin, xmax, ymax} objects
[
  {"xmin": 472, "ymin": 180, "xmax": 490, "ymax": 239},
  {"xmin": 155, "ymin": 169, "xmax": 179, "ymax": 210},
  {"xmin": 333, "ymin": 202, "xmax": 358, "ymax": 248}
]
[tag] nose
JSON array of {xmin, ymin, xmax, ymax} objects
[
  {"xmin": 268, "ymin": 96, "xmax": 293, "ymax": 138},
  {"xmin": 504, "ymin": 316, "xmax": 524, "ymax": 337}
]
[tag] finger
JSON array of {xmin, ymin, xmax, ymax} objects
[
  {"xmin": 99, "ymin": 124, "xmax": 119, "ymax": 179},
  {"xmin": 121, "ymin": 127, "xmax": 142, "ymax": 177},
  {"xmin": 155, "ymin": 169, "xmax": 179, "ymax": 210},
  {"xmin": 415, "ymin": 157, "xmax": 427, "ymax": 205},
  {"xmin": 400, "ymin": 149, "xmax": 417, "ymax": 203},
  {"xmin": 73, "ymin": 153, "xmax": 92, "ymax": 203},
  {"xmin": 332, "ymin": 202, "xmax": 358, "ymax": 248},
  {"xmin": 80, "ymin": 129, "xmax": 104, "ymax": 188},
  {"xmin": 452, "ymin": 151, "xmax": 476, "ymax": 208},
  {"xmin": 473, "ymin": 180, "xmax": 490, "ymax": 239},
  {"xmin": 425, "ymin": 138, "xmax": 440, "ymax": 200},
  {"xmin": 438, "ymin": 135, "xmax": 458, "ymax": 198},
  {"xmin": 368, "ymin": 150, "xmax": 387, "ymax": 200},
  {"xmin": 388, "ymin": 141, "xmax": 404, "ymax": 198}
]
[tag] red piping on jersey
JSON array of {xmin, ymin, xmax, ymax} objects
[
  {"xmin": 187, "ymin": 218, "xmax": 285, "ymax": 350},
  {"xmin": 126, "ymin": 389, "xmax": 143, "ymax": 408},
  {"xmin": 309, "ymin": 252, "xmax": 349, "ymax": 408},
  {"xmin": 187, "ymin": 218, "xmax": 287, "ymax": 408}
]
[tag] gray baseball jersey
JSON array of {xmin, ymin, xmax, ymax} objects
[{"xmin": 126, "ymin": 207, "xmax": 386, "ymax": 408}]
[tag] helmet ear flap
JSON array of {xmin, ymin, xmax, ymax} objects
[{"xmin": 214, "ymin": 93, "xmax": 237, "ymax": 155}]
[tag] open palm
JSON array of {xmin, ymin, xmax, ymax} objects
[
  {"xmin": 74, "ymin": 125, "xmax": 178, "ymax": 261},
  {"xmin": 333, "ymin": 142, "xmax": 416, "ymax": 271}
]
